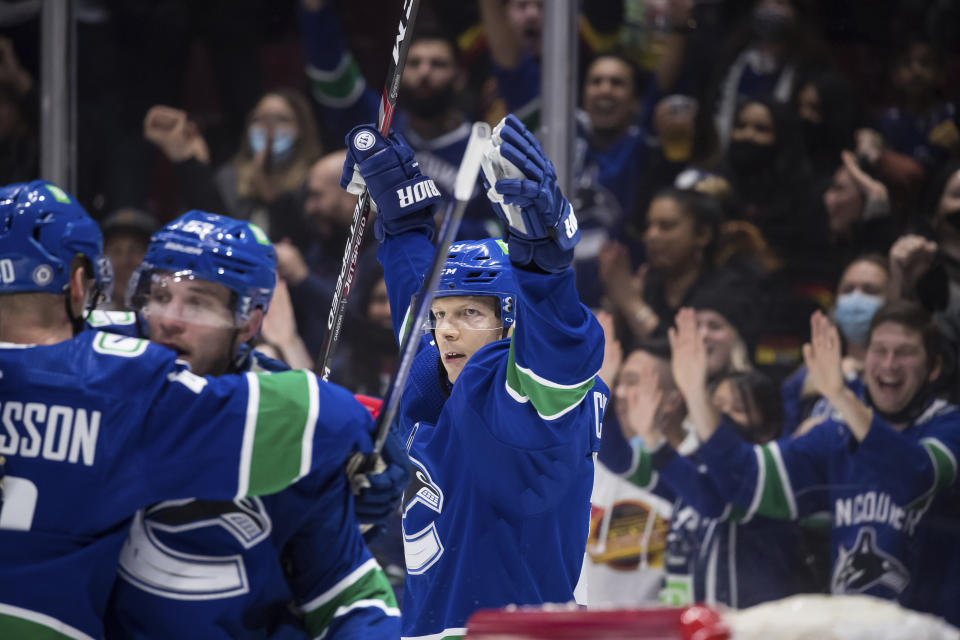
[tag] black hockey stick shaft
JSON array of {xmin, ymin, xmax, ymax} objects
[
  {"xmin": 370, "ymin": 121, "xmax": 491, "ymax": 456},
  {"xmin": 318, "ymin": 0, "xmax": 421, "ymax": 381}
]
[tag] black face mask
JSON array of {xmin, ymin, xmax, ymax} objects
[
  {"xmin": 727, "ymin": 140, "xmax": 777, "ymax": 175},
  {"xmin": 865, "ymin": 380, "xmax": 939, "ymax": 426},
  {"xmin": 399, "ymin": 83, "xmax": 456, "ymax": 119},
  {"xmin": 752, "ymin": 5, "xmax": 795, "ymax": 43}
]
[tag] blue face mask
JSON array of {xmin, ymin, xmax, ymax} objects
[
  {"xmin": 248, "ymin": 127, "xmax": 297, "ymax": 162},
  {"xmin": 834, "ymin": 291, "xmax": 885, "ymax": 345}
]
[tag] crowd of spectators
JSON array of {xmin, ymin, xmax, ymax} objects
[{"xmin": 4, "ymin": 0, "xmax": 960, "ymax": 624}]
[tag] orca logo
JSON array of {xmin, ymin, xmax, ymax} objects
[
  {"xmin": 353, "ymin": 130, "xmax": 376, "ymax": 151},
  {"xmin": 403, "ymin": 457, "xmax": 444, "ymax": 516},
  {"xmin": 831, "ymin": 527, "xmax": 909, "ymax": 595}
]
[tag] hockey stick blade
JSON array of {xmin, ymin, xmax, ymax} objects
[
  {"xmin": 319, "ymin": 0, "xmax": 421, "ymax": 381},
  {"xmin": 370, "ymin": 121, "xmax": 491, "ymax": 458}
]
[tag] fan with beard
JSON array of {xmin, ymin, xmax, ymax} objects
[{"xmin": 399, "ymin": 82, "xmax": 457, "ymax": 119}]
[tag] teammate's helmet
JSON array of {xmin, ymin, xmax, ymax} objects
[
  {"xmin": 128, "ymin": 210, "xmax": 277, "ymax": 324},
  {"xmin": 435, "ymin": 238, "xmax": 518, "ymax": 326},
  {"xmin": 0, "ymin": 180, "xmax": 112, "ymax": 300}
]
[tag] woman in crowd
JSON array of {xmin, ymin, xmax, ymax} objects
[{"xmin": 143, "ymin": 89, "xmax": 321, "ymax": 239}]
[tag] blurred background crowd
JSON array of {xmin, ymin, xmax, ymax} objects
[{"xmin": 4, "ymin": 0, "xmax": 960, "ymax": 619}]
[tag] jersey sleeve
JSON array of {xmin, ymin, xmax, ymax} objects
[
  {"xmin": 377, "ymin": 229, "xmax": 436, "ymax": 346},
  {"xmin": 139, "ymin": 358, "xmax": 375, "ymax": 502},
  {"xmin": 698, "ymin": 417, "xmax": 833, "ymax": 522},
  {"xmin": 504, "ymin": 266, "xmax": 603, "ymax": 423},
  {"xmin": 624, "ymin": 443, "xmax": 731, "ymax": 519},
  {"xmin": 854, "ymin": 407, "xmax": 960, "ymax": 509},
  {"xmin": 281, "ymin": 472, "xmax": 399, "ymax": 639},
  {"xmin": 299, "ymin": 2, "xmax": 379, "ymax": 139}
]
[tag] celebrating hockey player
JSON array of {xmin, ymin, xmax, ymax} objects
[
  {"xmin": 100, "ymin": 211, "xmax": 406, "ymax": 639},
  {"xmin": 340, "ymin": 115, "xmax": 609, "ymax": 639},
  {"xmin": 0, "ymin": 181, "xmax": 401, "ymax": 640},
  {"xmin": 668, "ymin": 303, "xmax": 960, "ymax": 625}
]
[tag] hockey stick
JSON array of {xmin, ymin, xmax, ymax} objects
[
  {"xmin": 371, "ymin": 121, "xmax": 490, "ymax": 454},
  {"xmin": 319, "ymin": 0, "xmax": 421, "ymax": 381}
]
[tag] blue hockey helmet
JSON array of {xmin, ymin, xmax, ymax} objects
[
  {"xmin": 128, "ymin": 210, "xmax": 277, "ymax": 325},
  {"xmin": 435, "ymin": 238, "xmax": 518, "ymax": 326},
  {"xmin": 0, "ymin": 180, "xmax": 113, "ymax": 302}
]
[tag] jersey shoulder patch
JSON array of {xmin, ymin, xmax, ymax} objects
[
  {"xmin": 91, "ymin": 331, "xmax": 149, "ymax": 358},
  {"xmin": 86, "ymin": 309, "xmax": 138, "ymax": 328}
]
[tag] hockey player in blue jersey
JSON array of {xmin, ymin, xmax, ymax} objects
[
  {"xmin": 668, "ymin": 303, "xmax": 960, "ymax": 624},
  {"xmin": 0, "ymin": 181, "xmax": 401, "ymax": 640},
  {"xmin": 340, "ymin": 114, "xmax": 609, "ymax": 639},
  {"xmin": 98, "ymin": 210, "xmax": 405, "ymax": 639}
]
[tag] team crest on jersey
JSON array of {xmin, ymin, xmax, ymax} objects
[
  {"xmin": 118, "ymin": 498, "xmax": 273, "ymax": 600},
  {"xmin": 402, "ymin": 456, "xmax": 446, "ymax": 575},
  {"xmin": 831, "ymin": 527, "xmax": 909, "ymax": 595}
]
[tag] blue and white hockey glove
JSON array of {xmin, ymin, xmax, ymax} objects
[
  {"xmin": 480, "ymin": 114, "xmax": 580, "ymax": 273},
  {"xmin": 352, "ymin": 429, "xmax": 411, "ymax": 526},
  {"xmin": 341, "ymin": 124, "xmax": 442, "ymax": 241}
]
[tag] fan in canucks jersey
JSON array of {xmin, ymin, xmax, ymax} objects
[
  {"xmin": 340, "ymin": 114, "xmax": 610, "ymax": 639},
  {"xmin": 0, "ymin": 181, "xmax": 395, "ymax": 640},
  {"xmin": 668, "ymin": 304, "xmax": 960, "ymax": 625},
  {"xmin": 98, "ymin": 210, "xmax": 405, "ymax": 639}
]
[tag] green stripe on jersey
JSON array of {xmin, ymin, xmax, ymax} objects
[
  {"xmin": 0, "ymin": 605, "xmax": 95, "ymax": 640},
  {"xmin": 246, "ymin": 370, "xmax": 314, "ymax": 495},
  {"xmin": 625, "ymin": 446, "xmax": 656, "ymax": 490},
  {"xmin": 754, "ymin": 444, "xmax": 794, "ymax": 520},
  {"xmin": 922, "ymin": 438, "xmax": 957, "ymax": 493},
  {"xmin": 307, "ymin": 54, "xmax": 365, "ymax": 106},
  {"xmin": 505, "ymin": 340, "xmax": 595, "ymax": 420},
  {"xmin": 302, "ymin": 563, "xmax": 397, "ymax": 637}
]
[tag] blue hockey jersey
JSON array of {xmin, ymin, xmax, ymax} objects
[
  {"xmin": 378, "ymin": 230, "xmax": 608, "ymax": 640},
  {"xmin": 84, "ymin": 313, "xmax": 398, "ymax": 640},
  {"xmin": 697, "ymin": 390, "xmax": 960, "ymax": 623},
  {"xmin": 0, "ymin": 329, "xmax": 377, "ymax": 640},
  {"xmin": 625, "ymin": 441, "xmax": 808, "ymax": 608}
]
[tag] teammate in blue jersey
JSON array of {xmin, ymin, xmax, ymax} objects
[
  {"xmin": 300, "ymin": 4, "xmax": 500, "ymax": 239},
  {"xmin": 98, "ymin": 211, "xmax": 405, "ymax": 639},
  {"xmin": 340, "ymin": 115, "xmax": 609, "ymax": 639},
  {"xmin": 668, "ymin": 302, "xmax": 960, "ymax": 624},
  {"xmin": 0, "ymin": 181, "xmax": 400, "ymax": 640}
]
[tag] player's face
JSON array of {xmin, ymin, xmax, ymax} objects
[
  {"xmin": 144, "ymin": 275, "xmax": 239, "ymax": 376},
  {"xmin": 696, "ymin": 309, "xmax": 739, "ymax": 377},
  {"xmin": 643, "ymin": 196, "xmax": 709, "ymax": 273},
  {"xmin": 864, "ymin": 322, "xmax": 935, "ymax": 415},
  {"xmin": 583, "ymin": 57, "xmax": 636, "ymax": 136},
  {"xmin": 431, "ymin": 295, "xmax": 502, "ymax": 384}
]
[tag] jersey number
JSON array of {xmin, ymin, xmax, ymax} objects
[{"xmin": 0, "ymin": 476, "xmax": 38, "ymax": 530}]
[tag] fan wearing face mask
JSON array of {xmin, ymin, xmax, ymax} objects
[
  {"xmin": 782, "ymin": 255, "xmax": 890, "ymax": 436},
  {"xmin": 142, "ymin": 90, "xmax": 322, "ymax": 241}
]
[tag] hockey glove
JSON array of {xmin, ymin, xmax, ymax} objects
[
  {"xmin": 351, "ymin": 428, "xmax": 411, "ymax": 526},
  {"xmin": 341, "ymin": 124, "xmax": 442, "ymax": 241},
  {"xmin": 481, "ymin": 114, "xmax": 579, "ymax": 273}
]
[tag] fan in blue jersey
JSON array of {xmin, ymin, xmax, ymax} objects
[
  {"xmin": 340, "ymin": 114, "xmax": 610, "ymax": 640},
  {"xmin": 98, "ymin": 210, "xmax": 405, "ymax": 639},
  {"xmin": 0, "ymin": 181, "xmax": 398, "ymax": 640},
  {"xmin": 668, "ymin": 303, "xmax": 960, "ymax": 625}
]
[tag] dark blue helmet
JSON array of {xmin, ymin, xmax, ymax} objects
[
  {"xmin": 128, "ymin": 210, "xmax": 277, "ymax": 324},
  {"xmin": 0, "ymin": 180, "xmax": 112, "ymax": 300},
  {"xmin": 435, "ymin": 238, "xmax": 518, "ymax": 326}
]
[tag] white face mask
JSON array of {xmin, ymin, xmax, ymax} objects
[{"xmin": 248, "ymin": 127, "xmax": 297, "ymax": 162}]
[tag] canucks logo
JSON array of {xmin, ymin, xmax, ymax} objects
[
  {"xmin": 401, "ymin": 456, "xmax": 445, "ymax": 575},
  {"xmin": 831, "ymin": 527, "xmax": 909, "ymax": 595}
]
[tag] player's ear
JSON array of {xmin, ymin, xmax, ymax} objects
[
  {"xmin": 240, "ymin": 308, "xmax": 265, "ymax": 344},
  {"xmin": 68, "ymin": 256, "xmax": 92, "ymax": 317}
]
